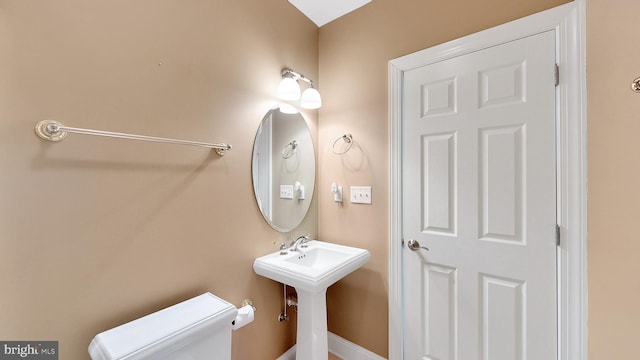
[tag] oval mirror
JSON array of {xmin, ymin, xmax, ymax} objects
[{"xmin": 252, "ymin": 109, "xmax": 315, "ymax": 232}]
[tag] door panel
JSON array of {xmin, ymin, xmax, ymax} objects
[
  {"xmin": 480, "ymin": 274, "xmax": 525, "ymax": 360},
  {"xmin": 423, "ymin": 263, "xmax": 458, "ymax": 359},
  {"xmin": 479, "ymin": 125, "xmax": 524, "ymax": 243},
  {"xmin": 422, "ymin": 132, "xmax": 456, "ymax": 234},
  {"xmin": 403, "ymin": 31, "xmax": 557, "ymax": 360}
]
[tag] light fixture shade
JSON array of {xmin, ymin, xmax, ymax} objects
[
  {"xmin": 300, "ymin": 87, "xmax": 322, "ymax": 109},
  {"xmin": 277, "ymin": 77, "xmax": 301, "ymax": 101}
]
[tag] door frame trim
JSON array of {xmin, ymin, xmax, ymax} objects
[{"xmin": 388, "ymin": 2, "xmax": 587, "ymax": 359}]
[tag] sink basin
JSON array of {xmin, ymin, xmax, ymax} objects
[
  {"xmin": 253, "ymin": 240, "xmax": 370, "ymax": 360},
  {"xmin": 253, "ymin": 240, "xmax": 370, "ymax": 293}
]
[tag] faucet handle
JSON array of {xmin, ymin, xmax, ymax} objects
[
  {"xmin": 279, "ymin": 242, "xmax": 288, "ymax": 255},
  {"xmin": 298, "ymin": 234, "xmax": 311, "ymax": 248},
  {"xmin": 301, "ymin": 235, "xmax": 310, "ymax": 248}
]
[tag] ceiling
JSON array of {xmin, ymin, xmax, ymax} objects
[{"xmin": 288, "ymin": 0, "xmax": 372, "ymax": 27}]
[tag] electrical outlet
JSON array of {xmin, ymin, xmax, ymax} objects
[
  {"xmin": 350, "ymin": 186, "xmax": 372, "ymax": 204},
  {"xmin": 280, "ymin": 185, "xmax": 294, "ymax": 199}
]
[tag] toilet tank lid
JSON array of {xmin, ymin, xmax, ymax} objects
[{"xmin": 89, "ymin": 292, "xmax": 237, "ymax": 360}]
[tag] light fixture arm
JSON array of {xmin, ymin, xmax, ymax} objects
[{"xmin": 282, "ymin": 68, "xmax": 314, "ymax": 87}]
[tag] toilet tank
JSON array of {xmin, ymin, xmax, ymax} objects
[{"xmin": 89, "ymin": 293, "xmax": 237, "ymax": 360}]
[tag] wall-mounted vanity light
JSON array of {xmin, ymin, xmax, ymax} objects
[{"xmin": 277, "ymin": 68, "xmax": 322, "ymax": 110}]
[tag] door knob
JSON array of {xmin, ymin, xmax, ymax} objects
[{"xmin": 407, "ymin": 239, "xmax": 429, "ymax": 251}]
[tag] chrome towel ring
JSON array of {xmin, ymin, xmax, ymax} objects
[
  {"xmin": 332, "ymin": 133, "xmax": 353, "ymax": 155},
  {"xmin": 281, "ymin": 140, "xmax": 298, "ymax": 159}
]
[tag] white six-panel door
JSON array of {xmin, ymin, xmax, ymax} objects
[{"xmin": 402, "ymin": 31, "xmax": 558, "ymax": 360}]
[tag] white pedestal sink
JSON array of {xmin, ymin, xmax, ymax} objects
[{"xmin": 253, "ymin": 240, "xmax": 370, "ymax": 360}]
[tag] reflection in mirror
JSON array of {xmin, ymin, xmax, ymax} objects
[{"xmin": 252, "ymin": 109, "xmax": 315, "ymax": 232}]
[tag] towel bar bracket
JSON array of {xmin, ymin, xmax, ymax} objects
[{"xmin": 35, "ymin": 120, "xmax": 68, "ymax": 142}]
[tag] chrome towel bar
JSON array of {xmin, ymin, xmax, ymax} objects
[{"xmin": 34, "ymin": 120, "xmax": 232, "ymax": 156}]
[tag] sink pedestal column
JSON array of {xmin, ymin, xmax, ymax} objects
[{"xmin": 295, "ymin": 288, "xmax": 328, "ymax": 360}]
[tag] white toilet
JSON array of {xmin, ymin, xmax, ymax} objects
[{"xmin": 89, "ymin": 293, "xmax": 238, "ymax": 360}]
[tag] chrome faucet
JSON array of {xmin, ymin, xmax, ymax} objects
[{"xmin": 290, "ymin": 235, "xmax": 310, "ymax": 251}]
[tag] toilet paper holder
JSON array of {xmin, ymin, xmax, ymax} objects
[
  {"xmin": 231, "ymin": 299, "xmax": 256, "ymax": 330},
  {"xmin": 241, "ymin": 299, "xmax": 256, "ymax": 310}
]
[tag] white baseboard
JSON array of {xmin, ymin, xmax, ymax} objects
[
  {"xmin": 276, "ymin": 332, "xmax": 386, "ymax": 360},
  {"xmin": 276, "ymin": 345, "xmax": 296, "ymax": 360},
  {"xmin": 328, "ymin": 332, "xmax": 386, "ymax": 360}
]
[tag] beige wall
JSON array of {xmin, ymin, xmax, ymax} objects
[
  {"xmin": 586, "ymin": 0, "xmax": 640, "ymax": 358},
  {"xmin": 0, "ymin": 1, "xmax": 318, "ymax": 359},
  {"xmin": 5, "ymin": 0, "xmax": 640, "ymax": 359},
  {"xmin": 318, "ymin": 0, "xmax": 570, "ymax": 357}
]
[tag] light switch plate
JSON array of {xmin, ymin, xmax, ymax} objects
[{"xmin": 350, "ymin": 186, "xmax": 372, "ymax": 204}]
